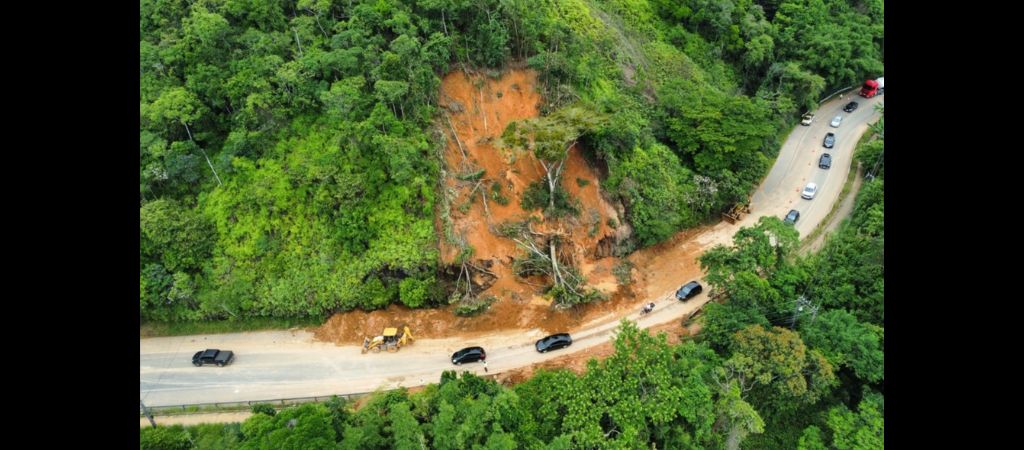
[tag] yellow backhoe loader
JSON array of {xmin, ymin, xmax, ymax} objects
[{"xmin": 361, "ymin": 325, "xmax": 415, "ymax": 354}]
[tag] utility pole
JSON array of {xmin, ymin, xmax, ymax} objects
[
  {"xmin": 790, "ymin": 296, "xmax": 818, "ymax": 329},
  {"xmin": 141, "ymin": 400, "xmax": 157, "ymax": 428}
]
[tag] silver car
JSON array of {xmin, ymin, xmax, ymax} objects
[
  {"xmin": 801, "ymin": 182, "xmax": 818, "ymax": 200},
  {"xmin": 830, "ymin": 115, "xmax": 842, "ymax": 127}
]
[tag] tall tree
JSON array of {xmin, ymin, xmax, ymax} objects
[
  {"xmin": 801, "ymin": 309, "xmax": 884, "ymax": 383},
  {"xmin": 500, "ymin": 105, "xmax": 606, "ymax": 211},
  {"xmin": 147, "ymin": 87, "xmax": 222, "ymax": 186},
  {"xmin": 719, "ymin": 325, "xmax": 836, "ymax": 413}
]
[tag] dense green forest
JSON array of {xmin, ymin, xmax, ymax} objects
[{"xmin": 140, "ymin": 0, "xmax": 883, "ymax": 321}]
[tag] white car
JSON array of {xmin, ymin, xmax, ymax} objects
[
  {"xmin": 801, "ymin": 182, "xmax": 818, "ymax": 200},
  {"xmin": 830, "ymin": 115, "xmax": 842, "ymax": 127},
  {"xmin": 801, "ymin": 113, "xmax": 814, "ymax": 126}
]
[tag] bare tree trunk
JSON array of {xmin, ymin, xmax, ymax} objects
[
  {"xmin": 549, "ymin": 239, "xmax": 562, "ymax": 287},
  {"xmin": 480, "ymin": 186, "xmax": 492, "ymax": 225},
  {"xmin": 445, "ymin": 114, "xmax": 468, "ymax": 161},
  {"xmin": 538, "ymin": 160, "xmax": 556, "ymax": 210},
  {"xmin": 314, "ymin": 15, "xmax": 328, "ymax": 39},
  {"xmin": 725, "ymin": 424, "xmax": 743, "ymax": 450},
  {"xmin": 292, "ymin": 28, "xmax": 304, "ymax": 57},
  {"xmin": 184, "ymin": 123, "xmax": 222, "ymax": 187}
]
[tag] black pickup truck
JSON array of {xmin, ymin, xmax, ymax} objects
[{"xmin": 192, "ymin": 349, "xmax": 235, "ymax": 367}]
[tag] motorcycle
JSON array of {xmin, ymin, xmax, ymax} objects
[{"xmin": 639, "ymin": 302, "xmax": 656, "ymax": 316}]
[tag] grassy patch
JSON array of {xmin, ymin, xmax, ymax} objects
[
  {"xmin": 588, "ymin": 210, "xmax": 601, "ymax": 237},
  {"xmin": 455, "ymin": 168, "xmax": 486, "ymax": 181},
  {"xmin": 453, "ymin": 295, "xmax": 497, "ymax": 316},
  {"xmin": 520, "ymin": 181, "xmax": 579, "ymax": 218},
  {"xmin": 613, "ymin": 260, "xmax": 634, "ymax": 285},
  {"xmin": 140, "ymin": 316, "xmax": 323, "ymax": 338},
  {"xmin": 490, "ymin": 182, "xmax": 510, "ymax": 205}
]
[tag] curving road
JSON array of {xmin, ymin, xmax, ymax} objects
[
  {"xmin": 753, "ymin": 92, "xmax": 883, "ymax": 237},
  {"xmin": 140, "ymin": 91, "xmax": 883, "ymax": 408}
]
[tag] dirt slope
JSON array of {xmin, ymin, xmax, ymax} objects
[{"xmin": 316, "ymin": 68, "xmax": 639, "ymax": 343}]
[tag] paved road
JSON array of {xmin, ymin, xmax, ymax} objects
[
  {"xmin": 141, "ymin": 290, "xmax": 707, "ymax": 406},
  {"xmin": 753, "ymin": 92, "xmax": 883, "ymax": 237},
  {"xmin": 141, "ymin": 91, "xmax": 883, "ymax": 408}
]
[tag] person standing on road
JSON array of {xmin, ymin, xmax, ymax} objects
[{"xmin": 483, "ymin": 360, "xmax": 488, "ymax": 373}]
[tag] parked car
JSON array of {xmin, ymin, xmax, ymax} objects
[
  {"xmin": 819, "ymin": 153, "xmax": 832, "ymax": 169},
  {"xmin": 535, "ymin": 333, "xmax": 573, "ymax": 353},
  {"xmin": 784, "ymin": 209, "xmax": 800, "ymax": 225},
  {"xmin": 800, "ymin": 112, "xmax": 814, "ymax": 126},
  {"xmin": 451, "ymin": 346, "xmax": 486, "ymax": 365},
  {"xmin": 843, "ymin": 101, "xmax": 859, "ymax": 112},
  {"xmin": 675, "ymin": 281, "xmax": 703, "ymax": 301},
  {"xmin": 801, "ymin": 182, "xmax": 818, "ymax": 200},
  {"xmin": 830, "ymin": 115, "xmax": 842, "ymax": 127},
  {"xmin": 823, "ymin": 132, "xmax": 835, "ymax": 148},
  {"xmin": 192, "ymin": 349, "xmax": 234, "ymax": 367}
]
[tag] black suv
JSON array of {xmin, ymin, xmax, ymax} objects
[
  {"xmin": 784, "ymin": 209, "xmax": 800, "ymax": 225},
  {"xmin": 819, "ymin": 153, "xmax": 832, "ymax": 169},
  {"xmin": 843, "ymin": 101, "xmax": 859, "ymax": 112},
  {"xmin": 535, "ymin": 333, "xmax": 573, "ymax": 353},
  {"xmin": 675, "ymin": 281, "xmax": 703, "ymax": 301},
  {"xmin": 823, "ymin": 132, "xmax": 835, "ymax": 148},
  {"xmin": 451, "ymin": 346, "xmax": 486, "ymax": 365},
  {"xmin": 192, "ymin": 349, "xmax": 234, "ymax": 367}
]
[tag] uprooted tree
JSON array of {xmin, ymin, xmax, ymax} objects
[
  {"xmin": 499, "ymin": 220, "xmax": 603, "ymax": 309},
  {"xmin": 495, "ymin": 105, "xmax": 607, "ymax": 308}
]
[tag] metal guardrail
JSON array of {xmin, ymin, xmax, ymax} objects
[
  {"xmin": 141, "ymin": 391, "xmax": 374, "ymax": 416},
  {"xmin": 818, "ymin": 85, "xmax": 857, "ymax": 105}
]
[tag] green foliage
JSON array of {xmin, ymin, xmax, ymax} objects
[
  {"xmin": 519, "ymin": 181, "xmax": 549, "ymax": 212},
  {"xmin": 724, "ymin": 325, "xmax": 837, "ymax": 414},
  {"xmin": 190, "ymin": 423, "xmax": 243, "ymax": 450},
  {"xmin": 715, "ymin": 382, "xmax": 765, "ymax": 450},
  {"xmin": 606, "ymin": 143, "xmax": 698, "ymax": 245},
  {"xmin": 575, "ymin": 177, "xmax": 590, "ymax": 187},
  {"xmin": 519, "ymin": 181, "xmax": 578, "ymax": 218},
  {"xmin": 239, "ymin": 403, "xmax": 337, "ymax": 450},
  {"xmin": 656, "ymin": 77, "xmax": 774, "ymax": 209},
  {"xmin": 140, "ymin": 199, "xmax": 216, "ymax": 273},
  {"xmin": 140, "ymin": 425, "xmax": 191, "ymax": 450},
  {"xmin": 251, "ymin": 403, "xmax": 277, "ymax": 417},
  {"xmin": 399, "ymin": 276, "xmax": 437, "ymax": 308},
  {"xmin": 489, "ymin": 182, "xmax": 510, "ymax": 205},
  {"xmin": 801, "ymin": 183, "xmax": 884, "ymax": 325},
  {"xmin": 452, "ymin": 295, "xmax": 496, "ymax": 317},
  {"xmin": 700, "ymin": 216, "xmax": 801, "ymax": 291},
  {"xmin": 455, "ymin": 168, "xmax": 485, "ymax": 181},
  {"xmin": 822, "ymin": 390, "xmax": 885, "ymax": 449},
  {"xmin": 801, "ymin": 310, "xmax": 884, "ymax": 383},
  {"xmin": 612, "ymin": 260, "xmax": 634, "ymax": 285},
  {"xmin": 797, "ymin": 425, "xmax": 829, "ymax": 450},
  {"xmin": 516, "ymin": 321, "xmax": 720, "ymax": 448},
  {"xmin": 699, "ymin": 302, "xmax": 770, "ymax": 353}
]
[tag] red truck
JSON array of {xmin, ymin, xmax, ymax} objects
[{"xmin": 860, "ymin": 77, "xmax": 884, "ymax": 98}]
